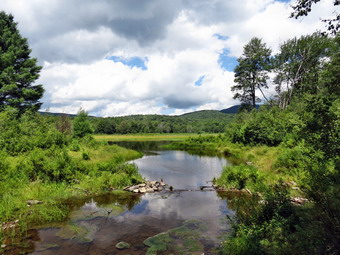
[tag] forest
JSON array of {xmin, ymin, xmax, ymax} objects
[{"xmin": 91, "ymin": 110, "xmax": 234, "ymax": 134}]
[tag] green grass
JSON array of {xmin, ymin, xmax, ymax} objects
[
  {"xmin": 68, "ymin": 144, "xmax": 142, "ymax": 164},
  {"xmin": 94, "ymin": 133, "xmax": 219, "ymax": 142},
  {"xmin": 0, "ymin": 140, "xmax": 144, "ymax": 248}
]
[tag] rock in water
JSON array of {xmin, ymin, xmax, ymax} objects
[
  {"xmin": 139, "ymin": 187, "xmax": 147, "ymax": 193},
  {"xmin": 116, "ymin": 241, "xmax": 130, "ymax": 250},
  {"xmin": 146, "ymin": 188, "xmax": 154, "ymax": 193}
]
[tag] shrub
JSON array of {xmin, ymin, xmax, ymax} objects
[
  {"xmin": 82, "ymin": 151, "xmax": 90, "ymax": 160},
  {"xmin": 73, "ymin": 110, "xmax": 93, "ymax": 138},
  {"xmin": 216, "ymin": 165, "xmax": 264, "ymax": 191},
  {"xmin": 225, "ymin": 107, "xmax": 302, "ymax": 146}
]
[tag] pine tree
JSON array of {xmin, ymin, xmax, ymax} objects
[
  {"xmin": 232, "ymin": 37, "xmax": 272, "ymax": 108},
  {"xmin": 0, "ymin": 11, "xmax": 44, "ymax": 113}
]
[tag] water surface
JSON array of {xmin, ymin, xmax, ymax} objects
[{"xmin": 29, "ymin": 141, "xmax": 233, "ymax": 254}]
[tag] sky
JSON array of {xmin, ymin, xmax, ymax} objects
[{"xmin": 0, "ymin": 0, "xmax": 337, "ymax": 116}]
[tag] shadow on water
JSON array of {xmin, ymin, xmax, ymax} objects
[
  {"xmin": 109, "ymin": 141, "xmax": 170, "ymax": 155},
  {"xmin": 22, "ymin": 141, "xmax": 249, "ymax": 255}
]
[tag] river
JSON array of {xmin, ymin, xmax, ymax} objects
[{"xmin": 29, "ymin": 141, "xmax": 234, "ymax": 255}]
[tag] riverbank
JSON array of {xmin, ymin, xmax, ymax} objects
[
  {"xmin": 167, "ymin": 135, "xmax": 304, "ymax": 197},
  {"xmin": 168, "ymin": 134, "xmax": 339, "ymax": 254},
  {"xmin": 0, "ymin": 138, "xmax": 144, "ymax": 254}
]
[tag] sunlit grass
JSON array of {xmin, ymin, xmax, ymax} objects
[
  {"xmin": 94, "ymin": 133, "xmax": 219, "ymax": 142},
  {"xmin": 68, "ymin": 144, "xmax": 142, "ymax": 164}
]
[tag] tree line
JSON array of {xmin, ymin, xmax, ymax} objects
[{"xmin": 232, "ymin": 32, "xmax": 337, "ymax": 110}]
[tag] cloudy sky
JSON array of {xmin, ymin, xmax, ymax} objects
[{"xmin": 0, "ymin": 0, "xmax": 336, "ymax": 116}]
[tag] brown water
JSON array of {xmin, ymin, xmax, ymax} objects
[{"xmin": 28, "ymin": 141, "xmax": 234, "ymax": 255}]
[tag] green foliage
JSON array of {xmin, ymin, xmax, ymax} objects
[
  {"xmin": 220, "ymin": 183, "xmax": 298, "ymax": 255},
  {"xmin": 274, "ymin": 143, "xmax": 310, "ymax": 177},
  {"xmin": 81, "ymin": 151, "xmax": 90, "ymax": 160},
  {"xmin": 300, "ymin": 94, "xmax": 339, "ymax": 159},
  {"xmin": 216, "ymin": 165, "xmax": 264, "ymax": 191},
  {"xmin": 232, "ymin": 37, "xmax": 272, "ymax": 107},
  {"xmin": 225, "ymin": 106, "xmax": 302, "ymax": 146},
  {"xmin": 0, "ymin": 11, "xmax": 44, "ymax": 113},
  {"xmin": 273, "ymin": 32, "xmax": 333, "ymax": 108},
  {"xmin": 91, "ymin": 110, "xmax": 233, "ymax": 134},
  {"xmin": 95, "ymin": 117, "xmax": 116, "ymax": 134},
  {"xmin": 69, "ymin": 139, "xmax": 80, "ymax": 151},
  {"xmin": 319, "ymin": 34, "xmax": 340, "ymax": 96},
  {"xmin": 0, "ymin": 110, "xmax": 67, "ymax": 155},
  {"xmin": 290, "ymin": 0, "xmax": 340, "ymax": 35},
  {"xmin": 0, "ymin": 108, "xmax": 144, "ymax": 242},
  {"xmin": 18, "ymin": 147, "xmax": 74, "ymax": 182},
  {"xmin": 55, "ymin": 114, "xmax": 72, "ymax": 135},
  {"xmin": 73, "ymin": 110, "xmax": 93, "ymax": 138}
]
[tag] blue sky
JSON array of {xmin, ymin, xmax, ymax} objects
[{"xmin": 108, "ymin": 56, "xmax": 148, "ymax": 70}]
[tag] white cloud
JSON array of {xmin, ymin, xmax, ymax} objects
[{"xmin": 0, "ymin": 0, "xmax": 337, "ymax": 116}]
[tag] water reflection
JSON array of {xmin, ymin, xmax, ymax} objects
[
  {"xmin": 134, "ymin": 150, "xmax": 229, "ymax": 190},
  {"xmin": 29, "ymin": 142, "xmax": 235, "ymax": 254}
]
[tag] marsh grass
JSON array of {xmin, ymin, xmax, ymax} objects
[
  {"xmin": 94, "ymin": 133, "xmax": 219, "ymax": 142},
  {"xmin": 169, "ymin": 135, "xmax": 305, "ymax": 195},
  {"xmin": 0, "ymin": 136, "xmax": 144, "ymax": 247}
]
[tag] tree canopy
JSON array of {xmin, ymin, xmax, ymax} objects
[
  {"xmin": 290, "ymin": 0, "xmax": 340, "ymax": 35},
  {"xmin": 0, "ymin": 11, "xmax": 44, "ymax": 113},
  {"xmin": 232, "ymin": 37, "xmax": 272, "ymax": 108}
]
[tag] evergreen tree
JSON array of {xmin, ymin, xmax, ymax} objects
[
  {"xmin": 0, "ymin": 11, "xmax": 44, "ymax": 113},
  {"xmin": 232, "ymin": 38, "xmax": 272, "ymax": 108}
]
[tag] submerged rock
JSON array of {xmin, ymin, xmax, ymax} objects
[
  {"xmin": 56, "ymin": 222, "xmax": 98, "ymax": 243},
  {"xmin": 35, "ymin": 243, "xmax": 59, "ymax": 252},
  {"xmin": 115, "ymin": 241, "xmax": 130, "ymax": 250},
  {"xmin": 143, "ymin": 220, "xmax": 206, "ymax": 254}
]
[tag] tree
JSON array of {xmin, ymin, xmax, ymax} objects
[
  {"xmin": 55, "ymin": 114, "xmax": 72, "ymax": 135},
  {"xmin": 290, "ymin": 0, "xmax": 340, "ymax": 35},
  {"xmin": 0, "ymin": 11, "xmax": 44, "ymax": 113},
  {"xmin": 232, "ymin": 38, "xmax": 272, "ymax": 108},
  {"xmin": 273, "ymin": 33, "xmax": 333, "ymax": 109},
  {"xmin": 73, "ymin": 109, "xmax": 93, "ymax": 138}
]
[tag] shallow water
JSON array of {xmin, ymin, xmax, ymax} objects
[{"xmin": 28, "ymin": 141, "xmax": 234, "ymax": 255}]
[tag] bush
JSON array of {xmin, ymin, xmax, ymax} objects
[
  {"xmin": 216, "ymin": 165, "xmax": 264, "ymax": 191},
  {"xmin": 73, "ymin": 110, "xmax": 93, "ymax": 138},
  {"xmin": 69, "ymin": 140, "xmax": 80, "ymax": 151},
  {"xmin": 82, "ymin": 151, "xmax": 90, "ymax": 160},
  {"xmin": 19, "ymin": 147, "xmax": 75, "ymax": 182},
  {"xmin": 225, "ymin": 107, "xmax": 302, "ymax": 146},
  {"xmin": 0, "ymin": 110, "xmax": 67, "ymax": 155},
  {"xmin": 220, "ymin": 183, "xmax": 296, "ymax": 255}
]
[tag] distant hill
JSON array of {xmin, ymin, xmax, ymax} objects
[
  {"xmin": 179, "ymin": 110, "xmax": 231, "ymax": 119},
  {"xmin": 39, "ymin": 111, "xmax": 77, "ymax": 117},
  {"xmin": 220, "ymin": 104, "xmax": 260, "ymax": 114},
  {"xmin": 39, "ymin": 112, "xmax": 96, "ymax": 118}
]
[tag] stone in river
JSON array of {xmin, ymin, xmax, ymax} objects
[
  {"xmin": 116, "ymin": 241, "xmax": 130, "ymax": 250},
  {"xmin": 146, "ymin": 188, "xmax": 154, "ymax": 193},
  {"xmin": 139, "ymin": 187, "xmax": 147, "ymax": 193}
]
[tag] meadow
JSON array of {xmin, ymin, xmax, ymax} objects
[{"xmin": 94, "ymin": 133, "xmax": 219, "ymax": 142}]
